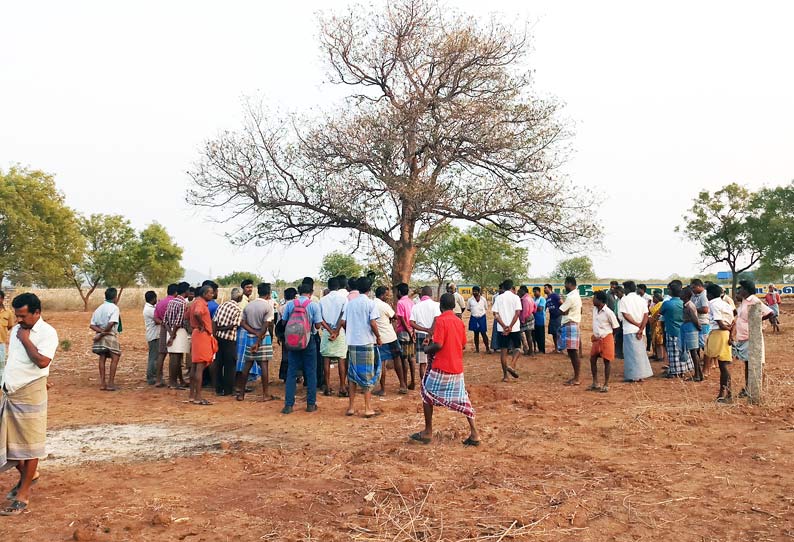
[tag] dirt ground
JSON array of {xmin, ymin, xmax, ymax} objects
[{"xmin": 1, "ymin": 302, "xmax": 793, "ymax": 541}]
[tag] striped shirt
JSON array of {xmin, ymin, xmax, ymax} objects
[
  {"xmin": 163, "ymin": 296, "xmax": 188, "ymax": 329},
  {"xmin": 213, "ymin": 300, "xmax": 242, "ymax": 342}
]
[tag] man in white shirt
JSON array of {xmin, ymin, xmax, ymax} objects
[
  {"xmin": 492, "ymin": 279, "xmax": 522, "ymax": 382},
  {"xmin": 89, "ymin": 288, "xmax": 122, "ymax": 391},
  {"xmin": 590, "ymin": 291, "xmax": 619, "ymax": 392},
  {"xmin": 559, "ymin": 277, "xmax": 583, "ymax": 385},
  {"xmin": 410, "ymin": 286, "xmax": 441, "ymax": 381},
  {"xmin": 142, "ymin": 291, "xmax": 160, "ymax": 385},
  {"xmin": 319, "ymin": 277, "xmax": 348, "ymax": 397},
  {"xmin": 620, "ymin": 281, "xmax": 653, "ymax": 383},
  {"xmin": 466, "ymin": 286, "xmax": 490, "ymax": 353},
  {"xmin": 1, "ymin": 293, "xmax": 58, "ymax": 516},
  {"xmin": 374, "ymin": 286, "xmax": 407, "ymax": 395},
  {"xmin": 446, "ymin": 283, "xmax": 466, "ymax": 319}
]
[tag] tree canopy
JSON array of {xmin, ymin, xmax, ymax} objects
[
  {"xmin": 215, "ymin": 271, "xmax": 264, "ymax": 287},
  {"xmin": 0, "ymin": 166, "xmax": 83, "ymax": 287},
  {"xmin": 188, "ymin": 0, "xmax": 599, "ymax": 286},
  {"xmin": 453, "ymin": 227, "xmax": 529, "ymax": 288},
  {"xmin": 319, "ymin": 251, "xmax": 363, "ymax": 280},
  {"xmin": 551, "ymin": 256, "xmax": 597, "ymax": 282},
  {"xmin": 677, "ymin": 183, "xmax": 764, "ymax": 293},
  {"xmin": 138, "ymin": 222, "xmax": 184, "ymax": 286}
]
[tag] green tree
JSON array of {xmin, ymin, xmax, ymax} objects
[
  {"xmin": 67, "ymin": 214, "xmax": 139, "ymax": 311},
  {"xmin": 751, "ymin": 181, "xmax": 794, "ymax": 277},
  {"xmin": 319, "ymin": 251, "xmax": 363, "ymax": 280},
  {"xmin": 215, "ymin": 271, "xmax": 264, "ymax": 287},
  {"xmin": 677, "ymin": 183, "xmax": 764, "ymax": 294},
  {"xmin": 551, "ymin": 256, "xmax": 597, "ymax": 283},
  {"xmin": 188, "ymin": 0, "xmax": 600, "ymax": 287},
  {"xmin": 414, "ymin": 225, "xmax": 461, "ymax": 296},
  {"xmin": 0, "ymin": 166, "xmax": 84, "ymax": 286},
  {"xmin": 139, "ymin": 222, "xmax": 184, "ymax": 286},
  {"xmin": 453, "ymin": 227, "xmax": 529, "ymax": 289}
]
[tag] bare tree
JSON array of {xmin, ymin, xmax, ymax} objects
[{"xmin": 188, "ymin": 0, "xmax": 600, "ymax": 285}]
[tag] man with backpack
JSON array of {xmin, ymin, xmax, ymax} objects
[{"xmin": 281, "ymin": 282, "xmax": 323, "ymax": 414}]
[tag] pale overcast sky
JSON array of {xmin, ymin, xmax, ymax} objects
[{"xmin": 2, "ymin": 1, "xmax": 792, "ymax": 282}]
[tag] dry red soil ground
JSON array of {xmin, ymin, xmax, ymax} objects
[{"xmin": 1, "ymin": 303, "xmax": 793, "ymax": 541}]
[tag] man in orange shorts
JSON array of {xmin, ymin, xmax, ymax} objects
[{"xmin": 589, "ymin": 290, "xmax": 619, "ymax": 392}]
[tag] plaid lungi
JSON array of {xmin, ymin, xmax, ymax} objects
[
  {"xmin": 558, "ymin": 322, "xmax": 580, "ymax": 351},
  {"xmin": 665, "ymin": 334, "xmax": 694, "ymax": 376},
  {"xmin": 1, "ymin": 376, "xmax": 48, "ymax": 466},
  {"xmin": 245, "ymin": 331, "xmax": 273, "ymax": 363},
  {"xmin": 398, "ymin": 331, "xmax": 415, "ymax": 358},
  {"xmin": 92, "ymin": 332, "xmax": 120, "ymax": 355},
  {"xmin": 415, "ymin": 332, "xmax": 430, "ymax": 364},
  {"xmin": 347, "ymin": 345, "xmax": 381, "ymax": 391},
  {"xmin": 235, "ymin": 329, "xmax": 261, "ymax": 376},
  {"xmin": 421, "ymin": 368, "xmax": 475, "ymax": 419}
]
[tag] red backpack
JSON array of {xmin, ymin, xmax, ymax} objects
[{"xmin": 285, "ymin": 298, "xmax": 312, "ymax": 351}]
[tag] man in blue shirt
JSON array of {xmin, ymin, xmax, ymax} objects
[
  {"xmin": 281, "ymin": 282, "xmax": 323, "ymax": 414},
  {"xmin": 544, "ymin": 284, "xmax": 562, "ymax": 352},
  {"xmin": 532, "ymin": 287, "xmax": 546, "ymax": 353}
]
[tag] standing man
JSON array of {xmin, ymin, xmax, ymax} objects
[
  {"xmin": 339, "ymin": 277, "xmax": 382, "ymax": 418},
  {"xmin": 544, "ymin": 284, "xmax": 562, "ymax": 353},
  {"xmin": 447, "ymin": 283, "xmax": 466, "ymax": 320},
  {"xmin": 410, "ymin": 286, "xmax": 441, "ymax": 381},
  {"xmin": 153, "ymin": 283, "xmax": 177, "ymax": 388},
  {"xmin": 212, "ymin": 287, "xmax": 243, "ymax": 397},
  {"xmin": 637, "ymin": 284, "xmax": 653, "ymax": 352},
  {"xmin": 558, "ymin": 277, "xmax": 583, "ymax": 385},
  {"xmin": 89, "ymin": 287, "xmax": 122, "ymax": 391},
  {"xmin": 518, "ymin": 285, "xmax": 536, "ymax": 356},
  {"xmin": 0, "ymin": 293, "xmax": 58, "ymax": 516},
  {"xmin": 466, "ymin": 286, "xmax": 490, "ymax": 354},
  {"xmin": 532, "ymin": 287, "xmax": 546, "ymax": 354},
  {"xmin": 660, "ymin": 282, "xmax": 693, "ymax": 379},
  {"xmin": 235, "ymin": 278, "xmax": 260, "ymax": 388},
  {"xmin": 0, "ymin": 291, "xmax": 15, "ymax": 383},
  {"xmin": 680, "ymin": 287, "xmax": 703, "ymax": 381},
  {"xmin": 164, "ymin": 282, "xmax": 191, "ymax": 389},
  {"xmin": 492, "ymin": 279, "xmax": 522, "ymax": 382},
  {"xmin": 395, "ymin": 283, "xmax": 417, "ymax": 390},
  {"xmin": 605, "ymin": 281, "xmax": 623, "ymax": 359},
  {"xmin": 589, "ymin": 290, "xmax": 619, "ymax": 392},
  {"xmin": 319, "ymin": 277, "xmax": 348, "ymax": 397},
  {"xmin": 409, "ymin": 293, "xmax": 480, "ymax": 447},
  {"xmin": 619, "ymin": 281, "xmax": 653, "ymax": 383},
  {"xmin": 187, "ymin": 285, "xmax": 217, "ymax": 405},
  {"xmin": 374, "ymin": 286, "xmax": 406, "ymax": 395},
  {"xmin": 142, "ymin": 290, "xmax": 159, "ymax": 386},
  {"xmin": 689, "ymin": 279, "xmax": 711, "ymax": 350},
  {"xmin": 733, "ymin": 280, "xmax": 773, "ymax": 397},
  {"xmin": 236, "ymin": 283, "xmax": 276, "ymax": 402},
  {"xmin": 281, "ymin": 282, "xmax": 323, "ymax": 414}
]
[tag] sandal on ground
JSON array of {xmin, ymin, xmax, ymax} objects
[
  {"xmin": 0, "ymin": 500, "xmax": 28, "ymax": 516},
  {"xmin": 586, "ymin": 384, "xmax": 600, "ymax": 391},
  {"xmin": 6, "ymin": 475, "xmax": 39, "ymax": 501},
  {"xmin": 738, "ymin": 388, "xmax": 749, "ymax": 398},
  {"xmin": 364, "ymin": 411, "xmax": 381, "ymax": 419},
  {"xmin": 373, "ymin": 390, "xmax": 385, "ymax": 397},
  {"xmin": 194, "ymin": 399, "xmax": 212, "ymax": 406},
  {"xmin": 323, "ymin": 388, "xmax": 333, "ymax": 397},
  {"xmin": 345, "ymin": 410, "xmax": 356, "ymax": 416},
  {"xmin": 235, "ymin": 393, "xmax": 245, "ymax": 401},
  {"xmin": 398, "ymin": 388, "xmax": 408, "ymax": 395},
  {"xmin": 599, "ymin": 386, "xmax": 609, "ymax": 393},
  {"xmin": 337, "ymin": 389, "xmax": 349, "ymax": 398},
  {"xmin": 506, "ymin": 367, "xmax": 519, "ymax": 379},
  {"xmin": 563, "ymin": 379, "xmax": 580, "ymax": 386},
  {"xmin": 409, "ymin": 432, "xmax": 431, "ymax": 444},
  {"xmin": 462, "ymin": 437, "xmax": 481, "ymax": 447},
  {"xmin": 154, "ymin": 383, "xmax": 166, "ymax": 388},
  {"xmin": 716, "ymin": 396, "xmax": 733, "ymax": 404}
]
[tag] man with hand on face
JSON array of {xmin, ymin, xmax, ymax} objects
[{"xmin": 0, "ymin": 293, "xmax": 58, "ymax": 516}]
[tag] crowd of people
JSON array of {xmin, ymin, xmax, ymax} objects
[{"xmin": 0, "ymin": 276, "xmax": 783, "ymax": 515}]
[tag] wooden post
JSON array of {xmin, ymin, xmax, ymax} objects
[{"xmin": 747, "ymin": 303, "xmax": 764, "ymax": 404}]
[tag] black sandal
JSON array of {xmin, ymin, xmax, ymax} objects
[
  {"xmin": 462, "ymin": 437, "xmax": 481, "ymax": 447},
  {"xmin": 6, "ymin": 475, "xmax": 39, "ymax": 501},
  {"xmin": 0, "ymin": 500, "xmax": 28, "ymax": 516},
  {"xmin": 409, "ymin": 432, "xmax": 431, "ymax": 444}
]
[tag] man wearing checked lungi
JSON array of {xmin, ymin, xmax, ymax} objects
[
  {"xmin": 0, "ymin": 293, "xmax": 58, "ymax": 516},
  {"xmin": 410, "ymin": 293, "xmax": 480, "ymax": 447}
]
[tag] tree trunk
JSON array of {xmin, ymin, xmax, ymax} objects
[
  {"xmin": 391, "ymin": 244, "xmax": 417, "ymax": 287},
  {"xmin": 731, "ymin": 270, "xmax": 739, "ymax": 298}
]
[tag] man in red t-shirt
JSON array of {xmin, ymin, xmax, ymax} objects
[{"xmin": 410, "ymin": 293, "xmax": 480, "ymax": 447}]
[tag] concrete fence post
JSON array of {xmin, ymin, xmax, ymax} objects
[{"xmin": 747, "ymin": 303, "xmax": 764, "ymax": 404}]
